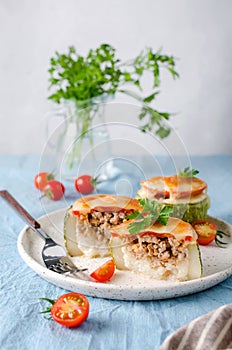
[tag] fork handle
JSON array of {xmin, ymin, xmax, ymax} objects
[{"xmin": 0, "ymin": 190, "xmax": 41, "ymax": 229}]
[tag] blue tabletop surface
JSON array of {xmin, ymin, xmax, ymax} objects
[{"xmin": 0, "ymin": 154, "xmax": 232, "ymax": 350}]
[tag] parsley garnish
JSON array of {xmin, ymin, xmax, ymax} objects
[
  {"xmin": 127, "ymin": 198, "xmax": 173, "ymax": 235},
  {"xmin": 178, "ymin": 166, "xmax": 199, "ymax": 178},
  {"xmin": 48, "ymin": 44, "xmax": 179, "ymax": 139}
]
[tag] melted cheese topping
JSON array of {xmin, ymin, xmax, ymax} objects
[
  {"xmin": 72, "ymin": 195, "xmax": 141, "ymax": 215},
  {"xmin": 111, "ymin": 217, "xmax": 198, "ymax": 241},
  {"xmin": 137, "ymin": 188, "xmax": 208, "ymax": 204},
  {"xmin": 140, "ymin": 175, "xmax": 207, "ymax": 200}
]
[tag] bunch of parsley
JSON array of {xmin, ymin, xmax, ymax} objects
[{"xmin": 48, "ymin": 44, "xmax": 179, "ymax": 138}]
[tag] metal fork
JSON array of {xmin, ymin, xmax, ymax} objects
[{"xmin": 0, "ymin": 190, "xmax": 87, "ymax": 275}]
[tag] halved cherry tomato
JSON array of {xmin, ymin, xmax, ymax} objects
[
  {"xmin": 43, "ymin": 180, "xmax": 65, "ymax": 200},
  {"xmin": 191, "ymin": 220, "xmax": 217, "ymax": 245},
  {"xmin": 34, "ymin": 172, "xmax": 54, "ymax": 191},
  {"xmin": 74, "ymin": 175, "xmax": 95, "ymax": 195},
  {"xmin": 51, "ymin": 292, "xmax": 89, "ymax": 328},
  {"xmin": 90, "ymin": 259, "xmax": 115, "ymax": 282}
]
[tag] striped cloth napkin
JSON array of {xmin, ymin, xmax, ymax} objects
[{"xmin": 158, "ymin": 304, "xmax": 232, "ymax": 350}]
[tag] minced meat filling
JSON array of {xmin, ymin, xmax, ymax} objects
[
  {"xmin": 78, "ymin": 210, "xmax": 133, "ymax": 234},
  {"xmin": 127, "ymin": 235, "xmax": 187, "ymax": 264}
]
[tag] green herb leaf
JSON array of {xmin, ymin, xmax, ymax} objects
[
  {"xmin": 126, "ymin": 211, "xmax": 140, "ymax": 220},
  {"xmin": 48, "ymin": 44, "xmax": 179, "ymax": 139},
  {"xmin": 155, "ymin": 125, "xmax": 171, "ymax": 139},
  {"xmin": 158, "ymin": 206, "xmax": 173, "ymax": 225},
  {"xmin": 143, "ymin": 92, "xmax": 159, "ymax": 103},
  {"xmin": 127, "ymin": 198, "xmax": 173, "ymax": 235},
  {"xmin": 178, "ymin": 166, "xmax": 199, "ymax": 178}
]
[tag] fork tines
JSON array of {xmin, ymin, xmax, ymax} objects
[{"xmin": 48, "ymin": 262, "xmax": 88, "ymax": 274}]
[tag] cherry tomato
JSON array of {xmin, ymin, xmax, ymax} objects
[
  {"xmin": 51, "ymin": 292, "xmax": 89, "ymax": 328},
  {"xmin": 43, "ymin": 180, "xmax": 65, "ymax": 201},
  {"xmin": 192, "ymin": 220, "xmax": 217, "ymax": 245},
  {"xmin": 75, "ymin": 175, "xmax": 95, "ymax": 194},
  {"xmin": 34, "ymin": 172, "xmax": 54, "ymax": 191},
  {"xmin": 90, "ymin": 259, "xmax": 115, "ymax": 282}
]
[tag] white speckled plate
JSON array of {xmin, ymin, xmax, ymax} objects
[{"xmin": 17, "ymin": 209, "xmax": 232, "ymax": 301}]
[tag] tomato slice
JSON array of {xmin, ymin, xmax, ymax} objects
[
  {"xmin": 51, "ymin": 292, "xmax": 89, "ymax": 328},
  {"xmin": 191, "ymin": 220, "xmax": 217, "ymax": 245},
  {"xmin": 90, "ymin": 259, "xmax": 115, "ymax": 282}
]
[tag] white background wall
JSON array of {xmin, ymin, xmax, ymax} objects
[{"xmin": 0, "ymin": 0, "xmax": 232, "ymax": 156}]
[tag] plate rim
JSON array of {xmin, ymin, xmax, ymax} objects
[{"xmin": 17, "ymin": 208, "xmax": 232, "ymax": 300}]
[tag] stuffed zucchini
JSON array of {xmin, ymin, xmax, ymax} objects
[
  {"xmin": 64, "ymin": 195, "xmax": 141, "ymax": 258},
  {"xmin": 110, "ymin": 217, "xmax": 202, "ymax": 281},
  {"xmin": 137, "ymin": 173, "xmax": 210, "ymax": 223}
]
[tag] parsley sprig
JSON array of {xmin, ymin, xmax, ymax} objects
[
  {"xmin": 127, "ymin": 198, "xmax": 173, "ymax": 235},
  {"xmin": 48, "ymin": 44, "xmax": 179, "ymax": 139},
  {"xmin": 178, "ymin": 166, "xmax": 199, "ymax": 178}
]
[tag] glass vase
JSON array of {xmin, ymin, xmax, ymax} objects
[{"xmin": 45, "ymin": 96, "xmax": 114, "ymax": 181}]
